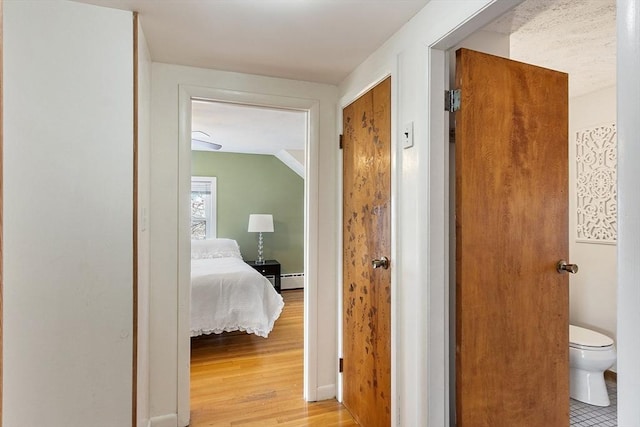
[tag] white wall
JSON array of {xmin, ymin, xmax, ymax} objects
[
  {"xmin": 149, "ymin": 63, "xmax": 338, "ymax": 425},
  {"xmin": 3, "ymin": 1, "xmax": 133, "ymax": 425},
  {"xmin": 137, "ymin": 18, "xmax": 153, "ymax": 427},
  {"xmin": 568, "ymin": 86, "xmax": 617, "ymax": 361}
]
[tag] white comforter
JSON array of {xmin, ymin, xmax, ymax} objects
[{"xmin": 190, "ymin": 257, "xmax": 284, "ymax": 338}]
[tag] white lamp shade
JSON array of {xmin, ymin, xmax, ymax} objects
[{"xmin": 248, "ymin": 214, "xmax": 274, "ymax": 232}]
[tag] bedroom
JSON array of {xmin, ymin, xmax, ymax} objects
[
  {"xmin": 189, "ymin": 99, "xmax": 306, "ymax": 293},
  {"xmin": 188, "ymin": 99, "xmax": 310, "ymax": 421}
]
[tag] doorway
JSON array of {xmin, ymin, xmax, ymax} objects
[
  {"xmin": 176, "ymin": 86, "xmax": 323, "ymax": 424},
  {"xmin": 429, "ymin": 2, "xmax": 617, "ymax": 424},
  {"xmin": 189, "ymin": 99, "xmax": 306, "ymax": 269},
  {"xmin": 188, "ymin": 99, "xmax": 307, "ymax": 417},
  {"xmin": 449, "ymin": 3, "xmax": 617, "ymax": 426}
]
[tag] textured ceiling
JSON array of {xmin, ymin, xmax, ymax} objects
[{"xmin": 485, "ymin": 0, "xmax": 616, "ymax": 97}]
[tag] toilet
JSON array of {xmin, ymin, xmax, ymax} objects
[{"xmin": 569, "ymin": 324, "xmax": 616, "ymax": 406}]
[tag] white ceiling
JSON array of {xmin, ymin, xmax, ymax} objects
[
  {"xmin": 73, "ymin": 0, "xmax": 616, "ymax": 154},
  {"xmin": 75, "ymin": 0, "xmax": 429, "ymax": 85},
  {"xmin": 74, "ymin": 0, "xmax": 429, "ymax": 154}
]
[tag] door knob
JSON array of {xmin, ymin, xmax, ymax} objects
[
  {"xmin": 372, "ymin": 256, "xmax": 390, "ymax": 270},
  {"xmin": 557, "ymin": 260, "xmax": 579, "ymax": 274}
]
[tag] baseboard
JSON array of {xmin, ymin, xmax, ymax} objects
[
  {"xmin": 149, "ymin": 413, "xmax": 177, "ymax": 427},
  {"xmin": 316, "ymin": 384, "xmax": 336, "ymax": 401},
  {"xmin": 604, "ymin": 369, "xmax": 617, "ymax": 382}
]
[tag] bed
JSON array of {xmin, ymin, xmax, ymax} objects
[{"xmin": 190, "ymin": 238, "xmax": 284, "ymax": 338}]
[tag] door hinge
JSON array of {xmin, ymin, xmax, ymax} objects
[
  {"xmin": 339, "ymin": 357, "xmax": 344, "ymax": 373},
  {"xmin": 339, "ymin": 134, "xmax": 343, "ymax": 149},
  {"xmin": 445, "ymin": 89, "xmax": 461, "ymax": 112}
]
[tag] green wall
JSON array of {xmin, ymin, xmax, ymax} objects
[{"xmin": 192, "ymin": 151, "xmax": 304, "ymax": 274}]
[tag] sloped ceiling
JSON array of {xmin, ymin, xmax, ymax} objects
[{"xmin": 191, "ymin": 100, "xmax": 307, "ymax": 155}]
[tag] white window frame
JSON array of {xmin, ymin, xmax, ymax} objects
[{"xmin": 190, "ymin": 176, "xmax": 217, "ymax": 239}]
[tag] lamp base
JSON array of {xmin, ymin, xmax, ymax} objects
[{"xmin": 256, "ymin": 232, "xmax": 265, "ymax": 264}]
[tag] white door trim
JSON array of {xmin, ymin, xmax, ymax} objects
[
  {"xmin": 176, "ymin": 84, "xmax": 321, "ymax": 425},
  {"xmin": 616, "ymin": 0, "xmax": 640, "ymax": 424},
  {"xmin": 424, "ymin": 2, "xmax": 526, "ymax": 425}
]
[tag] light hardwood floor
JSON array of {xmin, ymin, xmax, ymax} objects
[{"xmin": 190, "ymin": 289, "xmax": 359, "ymax": 426}]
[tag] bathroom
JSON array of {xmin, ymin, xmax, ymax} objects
[
  {"xmin": 568, "ymin": 72, "xmax": 617, "ymax": 423},
  {"xmin": 455, "ymin": 0, "xmax": 618, "ymax": 424}
]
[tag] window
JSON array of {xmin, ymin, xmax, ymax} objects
[{"xmin": 191, "ymin": 176, "xmax": 217, "ymax": 239}]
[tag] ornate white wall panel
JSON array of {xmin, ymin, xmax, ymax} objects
[{"xmin": 576, "ymin": 123, "xmax": 617, "ymax": 243}]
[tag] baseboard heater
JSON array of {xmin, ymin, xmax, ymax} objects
[{"xmin": 267, "ymin": 273, "xmax": 304, "ymax": 290}]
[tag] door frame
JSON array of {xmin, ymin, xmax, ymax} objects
[
  {"xmin": 616, "ymin": 3, "xmax": 640, "ymax": 426},
  {"xmin": 424, "ymin": 1, "xmax": 532, "ymax": 425},
  {"xmin": 176, "ymin": 85, "xmax": 321, "ymax": 424},
  {"xmin": 337, "ymin": 71, "xmax": 398, "ymax": 424},
  {"xmin": 425, "ymin": 1, "xmax": 640, "ymax": 425}
]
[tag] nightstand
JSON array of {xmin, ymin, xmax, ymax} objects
[{"xmin": 246, "ymin": 259, "xmax": 281, "ymax": 293}]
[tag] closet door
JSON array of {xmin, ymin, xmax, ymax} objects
[{"xmin": 342, "ymin": 76, "xmax": 392, "ymax": 427}]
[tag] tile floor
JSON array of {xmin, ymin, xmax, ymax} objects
[{"xmin": 570, "ymin": 380, "xmax": 617, "ymax": 426}]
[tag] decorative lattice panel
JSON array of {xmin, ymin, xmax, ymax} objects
[{"xmin": 576, "ymin": 124, "xmax": 617, "ymax": 243}]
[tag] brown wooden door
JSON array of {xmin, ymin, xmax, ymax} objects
[
  {"xmin": 455, "ymin": 48, "xmax": 569, "ymax": 426},
  {"xmin": 342, "ymin": 77, "xmax": 391, "ymax": 427}
]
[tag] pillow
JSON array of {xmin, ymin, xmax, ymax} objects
[{"xmin": 191, "ymin": 238, "xmax": 242, "ymax": 260}]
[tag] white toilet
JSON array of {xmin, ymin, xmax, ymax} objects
[{"xmin": 569, "ymin": 324, "xmax": 616, "ymax": 406}]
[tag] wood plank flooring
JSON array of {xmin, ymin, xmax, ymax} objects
[{"xmin": 190, "ymin": 289, "xmax": 358, "ymax": 426}]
